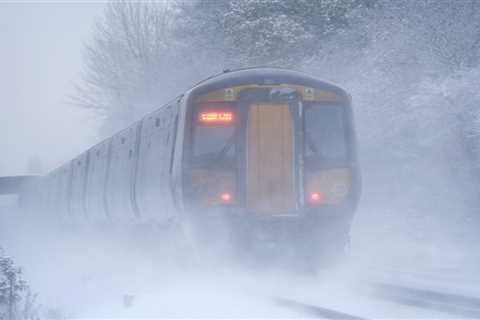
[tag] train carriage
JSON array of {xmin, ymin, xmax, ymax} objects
[{"xmin": 18, "ymin": 67, "xmax": 361, "ymax": 265}]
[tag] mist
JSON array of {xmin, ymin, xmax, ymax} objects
[
  {"xmin": 0, "ymin": 3, "xmax": 103, "ymax": 175},
  {"xmin": 1, "ymin": 1, "xmax": 480, "ymax": 319}
]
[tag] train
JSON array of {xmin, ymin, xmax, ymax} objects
[{"xmin": 12, "ymin": 68, "xmax": 361, "ymax": 266}]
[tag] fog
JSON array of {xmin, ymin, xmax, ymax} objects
[
  {"xmin": 0, "ymin": 3, "xmax": 103, "ymax": 175},
  {"xmin": 1, "ymin": 1, "xmax": 480, "ymax": 319}
]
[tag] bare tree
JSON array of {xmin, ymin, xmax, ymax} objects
[{"xmin": 73, "ymin": 2, "xmax": 179, "ymax": 136}]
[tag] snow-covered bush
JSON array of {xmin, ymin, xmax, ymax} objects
[{"xmin": 0, "ymin": 250, "xmax": 39, "ymax": 320}]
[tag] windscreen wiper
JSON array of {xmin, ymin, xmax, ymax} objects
[
  {"xmin": 305, "ymin": 131, "xmax": 319, "ymax": 155},
  {"xmin": 211, "ymin": 134, "xmax": 236, "ymax": 165}
]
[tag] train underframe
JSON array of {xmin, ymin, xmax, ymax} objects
[{"xmin": 183, "ymin": 206, "xmax": 354, "ymax": 270}]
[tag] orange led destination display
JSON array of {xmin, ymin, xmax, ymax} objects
[{"xmin": 199, "ymin": 111, "xmax": 234, "ymax": 123}]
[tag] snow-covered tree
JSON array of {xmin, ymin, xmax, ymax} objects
[
  {"xmin": 178, "ymin": 0, "xmax": 375, "ymax": 68},
  {"xmin": 0, "ymin": 254, "xmax": 26, "ymax": 320},
  {"xmin": 0, "ymin": 251, "xmax": 39, "ymax": 320}
]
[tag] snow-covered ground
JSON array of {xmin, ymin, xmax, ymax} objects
[{"xmin": 1, "ymin": 206, "xmax": 480, "ymax": 319}]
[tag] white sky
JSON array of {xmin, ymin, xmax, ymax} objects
[{"xmin": 0, "ymin": 2, "xmax": 105, "ymax": 176}]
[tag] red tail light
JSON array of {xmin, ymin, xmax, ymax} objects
[
  {"xmin": 220, "ymin": 192, "xmax": 233, "ymax": 204},
  {"xmin": 308, "ymin": 191, "xmax": 323, "ymax": 204}
]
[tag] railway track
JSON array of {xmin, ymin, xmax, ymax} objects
[
  {"xmin": 371, "ymin": 282, "xmax": 480, "ymax": 318},
  {"xmin": 275, "ymin": 282, "xmax": 480, "ymax": 319},
  {"xmin": 275, "ymin": 297, "xmax": 368, "ymax": 320}
]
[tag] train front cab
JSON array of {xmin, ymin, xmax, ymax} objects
[{"xmin": 181, "ymin": 73, "xmax": 360, "ymax": 252}]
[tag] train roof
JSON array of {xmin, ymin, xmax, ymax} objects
[{"xmin": 187, "ymin": 67, "xmax": 349, "ymax": 100}]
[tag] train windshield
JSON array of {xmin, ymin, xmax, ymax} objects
[
  {"xmin": 191, "ymin": 107, "xmax": 236, "ymax": 166},
  {"xmin": 304, "ymin": 104, "xmax": 347, "ymax": 167}
]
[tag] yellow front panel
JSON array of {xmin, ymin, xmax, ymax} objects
[
  {"xmin": 189, "ymin": 168, "xmax": 236, "ymax": 206},
  {"xmin": 195, "ymin": 85, "xmax": 342, "ymax": 103},
  {"xmin": 247, "ymin": 104, "xmax": 296, "ymax": 214},
  {"xmin": 305, "ymin": 168, "xmax": 351, "ymax": 204}
]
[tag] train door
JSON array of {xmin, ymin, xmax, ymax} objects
[{"xmin": 246, "ymin": 103, "xmax": 296, "ymax": 214}]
